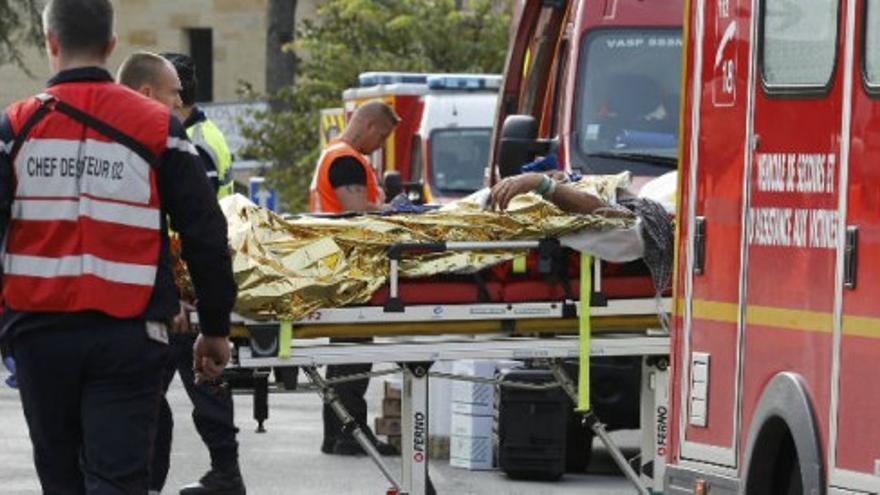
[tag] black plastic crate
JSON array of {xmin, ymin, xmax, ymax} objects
[{"xmin": 496, "ymin": 369, "xmax": 568, "ymax": 481}]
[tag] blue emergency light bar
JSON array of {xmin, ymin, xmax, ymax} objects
[
  {"xmin": 358, "ymin": 72, "xmax": 431, "ymax": 86},
  {"xmin": 427, "ymin": 74, "xmax": 502, "ymax": 91},
  {"xmin": 357, "ymin": 72, "xmax": 502, "ymax": 91}
]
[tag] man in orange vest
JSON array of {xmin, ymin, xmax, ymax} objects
[
  {"xmin": 309, "ymin": 100, "xmax": 399, "ymax": 214},
  {"xmin": 310, "ymin": 101, "xmax": 401, "ymax": 456},
  {"xmin": 0, "ymin": 0, "xmax": 236, "ymax": 492}
]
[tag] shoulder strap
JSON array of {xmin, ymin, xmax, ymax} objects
[
  {"xmin": 9, "ymin": 94, "xmax": 54, "ymax": 162},
  {"xmin": 11, "ymin": 93, "xmax": 159, "ymax": 167}
]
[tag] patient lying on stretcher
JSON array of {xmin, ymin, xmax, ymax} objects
[
  {"xmin": 487, "ymin": 171, "xmax": 674, "ymax": 292},
  {"xmin": 183, "ymin": 171, "xmax": 675, "ymax": 322}
]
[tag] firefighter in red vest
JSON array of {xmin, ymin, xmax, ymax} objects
[
  {"xmin": 310, "ymin": 101, "xmax": 401, "ymax": 456},
  {"xmin": 0, "ymin": 1, "xmax": 236, "ymax": 492}
]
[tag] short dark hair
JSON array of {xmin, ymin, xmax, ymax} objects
[
  {"xmin": 117, "ymin": 52, "xmax": 167, "ymax": 90},
  {"xmin": 161, "ymin": 52, "xmax": 197, "ymax": 106},
  {"xmin": 43, "ymin": 0, "xmax": 115, "ymax": 58}
]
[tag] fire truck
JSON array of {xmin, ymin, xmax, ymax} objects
[
  {"xmin": 665, "ymin": 0, "xmax": 880, "ymax": 494},
  {"xmin": 491, "ymin": 0, "xmax": 682, "ymax": 188},
  {"xmin": 341, "ymin": 72, "xmax": 501, "ymax": 203}
]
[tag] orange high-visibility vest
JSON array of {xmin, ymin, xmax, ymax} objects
[{"xmin": 309, "ymin": 140, "xmax": 381, "ymax": 213}]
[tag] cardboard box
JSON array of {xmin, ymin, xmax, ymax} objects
[
  {"xmin": 375, "ymin": 417, "xmax": 401, "ymax": 436},
  {"xmin": 429, "ymin": 435, "xmax": 450, "ymax": 461},
  {"xmin": 452, "ymin": 360, "xmax": 496, "ymax": 378},
  {"xmin": 451, "ymin": 412, "xmax": 494, "ymax": 438},
  {"xmin": 450, "ymin": 435, "xmax": 493, "ymax": 471},
  {"xmin": 384, "ymin": 379, "xmax": 402, "ymax": 400},
  {"xmin": 382, "ymin": 398, "xmax": 401, "ymax": 418}
]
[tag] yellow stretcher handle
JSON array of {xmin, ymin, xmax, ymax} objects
[
  {"xmin": 278, "ymin": 320, "xmax": 293, "ymax": 359},
  {"xmin": 578, "ymin": 253, "xmax": 592, "ymax": 412}
]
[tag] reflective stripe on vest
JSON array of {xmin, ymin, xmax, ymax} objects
[
  {"xmin": 188, "ymin": 118, "xmax": 233, "ymax": 199},
  {"xmin": 309, "ymin": 140, "xmax": 381, "ymax": 213},
  {"xmin": 2, "ymin": 84, "xmax": 167, "ymax": 317}
]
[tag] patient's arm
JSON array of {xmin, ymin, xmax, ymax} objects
[{"xmin": 489, "ymin": 173, "xmax": 605, "ymax": 214}]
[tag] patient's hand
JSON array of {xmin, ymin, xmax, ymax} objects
[{"xmin": 489, "ymin": 173, "xmax": 544, "ymax": 211}]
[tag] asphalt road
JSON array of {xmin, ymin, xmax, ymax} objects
[{"xmin": 0, "ymin": 368, "xmax": 640, "ymax": 494}]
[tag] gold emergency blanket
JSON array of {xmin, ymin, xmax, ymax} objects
[{"xmin": 222, "ymin": 174, "xmax": 634, "ymax": 321}]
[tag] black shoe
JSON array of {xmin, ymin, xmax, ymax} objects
[
  {"xmin": 330, "ymin": 438, "xmax": 367, "ymax": 456},
  {"xmin": 179, "ymin": 466, "xmax": 246, "ymax": 495},
  {"xmin": 373, "ymin": 439, "xmax": 399, "ymax": 457},
  {"xmin": 320, "ymin": 438, "xmax": 336, "ymax": 454},
  {"xmin": 362, "ymin": 427, "xmax": 400, "ymax": 457}
]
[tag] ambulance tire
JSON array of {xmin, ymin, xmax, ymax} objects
[{"xmin": 743, "ymin": 372, "xmax": 824, "ymax": 495}]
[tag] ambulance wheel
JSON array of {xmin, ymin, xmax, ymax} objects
[{"xmin": 743, "ymin": 373, "xmax": 823, "ymax": 495}]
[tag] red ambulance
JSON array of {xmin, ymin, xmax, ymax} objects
[{"xmin": 665, "ymin": 1, "xmax": 880, "ymax": 494}]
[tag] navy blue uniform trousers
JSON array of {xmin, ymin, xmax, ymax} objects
[
  {"xmin": 323, "ymin": 337, "xmax": 373, "ymax": 446},
  {"xmin": 13, "ymin": 320, "xmax": 168, "ymax": 495},
  {"xmin": 150, "ymin": 332, "xmax": 238, "ymax": 491}
]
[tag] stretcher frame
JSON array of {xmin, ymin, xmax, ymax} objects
[{"xmin": 224, "ymin": 240, "xmax": 671, "ymax": 495}]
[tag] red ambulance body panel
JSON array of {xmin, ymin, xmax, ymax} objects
[{"xmin": 667, "ymin": 1, "xmax": 880, "ymax": 493}]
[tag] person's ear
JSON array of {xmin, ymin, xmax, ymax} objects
[
  {"xmin": 103, "ymin": 35, "xmax": 117, "ymax": 60},
  {"xmin": 138, "ymin": 84, "xmax": 153, "ymax": 99},
  {"xmin": 45, "ymin": 31, "xmax": 61, "ymax": 58}
]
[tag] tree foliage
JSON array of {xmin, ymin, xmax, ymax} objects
[
  {"xmin": 241, "ymin": 0, "xmax": 511, "ymax": 212},
  {"xmin": 0, "ymin": 0, "xmax": 43, "ymax": 73}
]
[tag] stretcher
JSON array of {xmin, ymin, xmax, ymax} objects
[{"xmin": 219, "ymin": 240, "xmax": 672, "ymax": 495}]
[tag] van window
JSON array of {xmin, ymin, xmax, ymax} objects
[
  {"xmin": 761, "ymin": 0, "xmax": 839, "ymax": 89},
  {"xmin": 573, "ymin": 29, "xmax": 682, "ymax": 173},
  {"xmin": 866, "ymin": 0, "xmax": 880, "ymax": 87},
  {"xmin": 430, "ymin": 128, "xmax": 492, "ymax": 194}
]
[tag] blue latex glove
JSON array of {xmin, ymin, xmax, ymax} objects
[
  {"xmin": 3, "ymin": 356, "xmax": 16, "ymax": 389},
  {"xmin": 383, "ymin": 193, "xmax": 440, "ymax": 215},
  {"xmin": 520, "ymin": 153, "xmax": 559, "ymax": 173}
]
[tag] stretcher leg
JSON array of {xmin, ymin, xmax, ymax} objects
[
  {"xmin": 301, "ymin": 366, "xmax": 402, "ymax": 492},
  {"xmin": 400, "ymin": 362, "xmax": 432, "ymax": 495},
  {"xmin": 550, "ymin": 361, "xmax": 650, "ymax": 495},
  {"xmin": 253, "ymin": 370, "xmax": 270, "ymax": 433},
  {"xmin": 639, "ymin": 356, "xmax": 669, "ymax": 494}
]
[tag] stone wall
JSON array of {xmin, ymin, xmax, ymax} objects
[{"xmin": 1, "ymin": 0, "xmax": 317, "ymax": 107}]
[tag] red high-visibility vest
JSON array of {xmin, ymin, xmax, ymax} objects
[
  {"xmin": 2, "ymin": 82, "xmax": 175, "ymax": 317},
  {"xmin": 309, "ymin": 139, "xmax": 381, "ymax": 213}
]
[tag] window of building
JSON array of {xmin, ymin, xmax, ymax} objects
[
  {"xmin": 865, "ymin": 0, "xmax": 880, "ymax": 89},
  {"xmin": 761, "ymin": 0, "xmax": 839, "ymax": 91},
  {"xmin": 188, "ymin": 28, "xmax": 214, "ymax": 102}
]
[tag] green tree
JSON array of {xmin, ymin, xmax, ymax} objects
[
  {"xmin": 0, "ymin": 0, "xmax": 43, "ymax": 73},
  {"xmin": 241, "ymin": 0, "xmax": 511, "ymax": 212}
]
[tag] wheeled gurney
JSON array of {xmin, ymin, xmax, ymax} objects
[{"xmin": 219, "ymin": 239, "xmax": 671, "ymax": 495}]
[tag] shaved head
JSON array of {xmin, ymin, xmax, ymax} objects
[
  {"xmin": 351, "ymin": 100, "xmax": 401, "ymax": 128},
  {"xmin": 117, "ymin": 51, "xmax": 182, "ymax": 109},
  {"xmin": 341, "ymin": 100, "xmax": 401, "ymax": 154},
  {"xmin": 117, "ymin": 51, "xmax": 168, "ymax": 89}
]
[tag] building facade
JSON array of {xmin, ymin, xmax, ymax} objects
[{"xmin": 0, "ymin": 0, "xmax": 317, "ymax": 108}]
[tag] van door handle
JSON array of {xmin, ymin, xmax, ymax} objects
[
  {"xmin": 844, "ymin": 226, "xmax": 858, "ymax": 290},
  {"xmin": 694, "ymin": 216, "xmax": 706, "ymax": 276}
]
